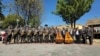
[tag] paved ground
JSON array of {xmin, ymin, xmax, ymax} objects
[
  {"xmin": 93, "ymin": 39, "xmax": 100, "ymax": 44},
  {"xmin": 0, "ymin": 42, "xmax": 100, "ymax": 56}
]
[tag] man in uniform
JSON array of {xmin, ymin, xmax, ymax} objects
[
  {"xmin": 87, "ymin": 26, "xmax": 93, "ymax": 45},
  {"xmin": 5, "ymin": 26, "xmax": 13, "ymax": 44},
  {"xmin": 75, "ymin": 27, "xmax": 81, "ymax": 44},
  {"xmin": 45, "ymin": 24, "xmax": 49, "ymax": 43},
  {"xmin": 27, "ymin": 27, "xmax": 33, "ymax": 43},
  {"xmin": 81, "ymin": 26, "xmax": 87, "ymax": 44},
  {"xmin": 49, "ymin": 27, "xmax": 56, "ymax": 43},
  {"xmin": 34, "ymin": 28, "xmax": 39, "ymax": 43},
  {"xmin": 61, "ymin": 28, "xmax": 66, "ymax": 39},
  {"xmin": 69, "ymin": 27, "xmax": 75, "ymax": 41},
  {"xmin": 20, "ymin": 27, "xmax": 26, "ymax": 43},
  {"xmin": 38, "ymin": 27, "xmax": 43, "ymax": 43},
  {"xmin": 13, "ymin": 26, "xmax": 19, "ymax": 43},
  {"xmin": 43, "ymin": 27, "xmax": 49, "ymax": 43}
]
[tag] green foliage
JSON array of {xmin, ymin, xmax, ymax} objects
[
  {"xmin": 28, "ymin": 15, "xmax": 41, "ymax": 27},
  {"xmin": 0, "ymin": 0, "xmax": 43, "ymax": 28},
  {"xmin": 2, "ymin": 14, "xmax": 24, "ymax": 28},
  {"xmin": 15, "ymin": 0, "xmax": 43, "ymax": 26},
  {"xmin": 54, "ymin": 0, "xmax": 94, "ymax": 28}
]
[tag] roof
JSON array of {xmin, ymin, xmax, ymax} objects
[
  {"xmin": 86, "ymin": 19, "xmax": 100, "ymax": 25},
  {"xmin": 56, "ymin": 24, "xmax": 83, "ymax": 29}
]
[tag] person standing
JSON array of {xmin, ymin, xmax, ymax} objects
[
  {"xmin": 75, "ymin": 27, "xmax": 81, "ymax": 44},
  {"xmin": 34, "ymin": 28, "xmax": 39, "ymax": 43},
  {"xmin": 61, "ymin": 28, "xmax": 66, "ymax": 40},
  {"xmin": 5, "ymin": 26, "xmax": 13, "ymax": 44},
  {"xmin": 43, "ymin": 24, "xmax": 49, "ymax": 43},
  {"xmin": 69, "ymin": 27, "xmax": 75, "ymax": 41},
  {"xmin": 38, "ymin": 27, "xmax": 43, "ymax": 43},
  {"xmin": 81, "ymin": 26, "xmax": 88, "ymax": 44},
  {"xmin": 87, "ymin": 26, "xmax": 93, "ymax": 45},
  {"xmin": 49, "ymin": 27, "xmax": 55, "ymax": 43}
]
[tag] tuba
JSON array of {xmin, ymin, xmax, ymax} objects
[
  {"xmin": 39, "ymin": 30, "xmax": 43, "ymax": 35},
  {"xmin": 21, "ymin": 30, "xmax": 25, "ymax": 36},
  {"xmin": 27, "ymin": 30, "xmax": 32, "ymax": 36},
  {"xmin": 14, "ymin": 29, "xmax": 18, "ymax": 35},
  {"xmin": 64, "ymin": 32, "xmax": 73, "ymax": 44},
  {"xmin": 43, "ymin": 29, "xmax": 48, "ymax": 36},
  {"xmin": 34, "ymin": 30, "xmax": 38, "ymax": 35},
  {"xmin": 8, "ymin": 29, "xmax": 12, "ymax": 36}
]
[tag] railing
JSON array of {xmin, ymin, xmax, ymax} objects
[{"xmin": 93, "ymin": 32, "xmax": 100, "ymax": 34}]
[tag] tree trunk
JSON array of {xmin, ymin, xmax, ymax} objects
[
  {"xmin": 73, "ymin": 20, "xmax": 76, "ymax": 29},
  {"xmin": 71, "ymin": 22, "xmax": 73, "ymax": 28},
  {"xmin": 70, "ymin": 18, "xmax": 74, "ymax": 28}
]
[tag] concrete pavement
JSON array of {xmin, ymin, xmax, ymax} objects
[
  {"xmin": 0, "ymin": 43, "xmax": 100, "ymax": 56},
  {"xmin": 0, "ymin": 39, "xmax": 100, "ymax": 56}
]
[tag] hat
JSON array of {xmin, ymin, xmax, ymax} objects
[{"xmin": 45, "ymin": 24, "xmax": 48, "ymax": 26}]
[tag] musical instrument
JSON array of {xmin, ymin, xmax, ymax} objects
[
  {"xmin": 27, "ymin": 30, "xmax": 32, "ymax": 36},
  {"xmin": 14, "ymin": 29, "xmax": 18, "ymax": 35},
  {"xmin": 34, "ymin": 30, "xmax": 38, "ymax": 35},
  {"xmin": 21, "ymin": 30, "xmax": 25, "ymax": 36},
  {"xmin": 8, "ymin": 29, "xmax": 12, "ymax": 35},
  {"xmin": 39, "ymin": 30, "xmax": 43, "ymax": 35},
  {"xmin": 55, "ymin": 31, "xmax": 64, "ymax": 43},
  {"xmin": 65, "ymin": 32, "xmax": 73, "ymax": 44}
]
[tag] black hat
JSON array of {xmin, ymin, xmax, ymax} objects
[{"xmin": 45, "ymin": 24, "xmax": 48, "ymax": 26}]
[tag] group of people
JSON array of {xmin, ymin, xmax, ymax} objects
[
  {"xmin": 68, "ymin": 26, "xmax": 94, "ymax": 45},
  {"xmin": 1, "ymin": 25, "xmax": 94, "ymax": 45}
]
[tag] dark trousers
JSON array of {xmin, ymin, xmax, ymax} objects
[
  {"xmin": 44, "ymin": 35, "xmax": 49, "ymax": 43},
  {"xmin": 21, "ymin": 35, "xmax": 26, "ymax": 43},
  {"xmin": 88, "ymin": 36, "xmax": 93, "ymax": 45},
  {"xmin": 50, "ymin": 35, "xmax": 55, "ymax": 43},
  {"xmin": 27, "ymin": 35, "xmax": 33, "ymax": 43},
  {"xmin": 34, "ymin": 35, "xmax": 39, "ymax": 43},
  {"xmin": 39, "ymin": 35, "xmax": 43, "ymax": 43},
  {"xmin": 82, "ymin": 35, "xmax": 87, "ymax": 44},
  {"xmin": 7, "ymin": 34, "xmax": 12, "ymax": 42},
  {"xmin": 5, "ymin": 34, "xmax": 12, "ymax": 44},
  {"xmin": 75, "ymin": 35, "xmax": 81, "ymax": 43},
  {"xmin": 13, "ymin": 34, "xmax": 19, "ymax": 43},
  {"xmin": 62, "ymin": 34, "xmax": 65, "ymax": 40}
]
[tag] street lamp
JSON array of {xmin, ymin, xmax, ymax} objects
[{"xmin": 16, "ymin": 19, "xmax": 19, "ymax": 26}]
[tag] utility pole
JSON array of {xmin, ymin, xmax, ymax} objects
[
  {"xmin": 0, "ymin": 0, "xmax": 2, "ymax": 28},
  {"xmin": 0, "ymin": 0, "xmax": 2, "ymax": 20},
  {"xmin": 0, "ymin": 0, "xmax": 2, "ymax": 14},
  {"xmin": 0, "ymin": 0, "xmax": 4, "ymax": 20}
]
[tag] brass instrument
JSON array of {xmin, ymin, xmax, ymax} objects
[
  {"xmin": 21, "ymin": 30, "xmax": 25, "ymax": 36},
  {"xmin": 34, "ymin": 30, "xmax": 38, "ymax": 35},
  {"xmin": 27, "ymin": 30, "xmax": 32, "ymax": 36}
]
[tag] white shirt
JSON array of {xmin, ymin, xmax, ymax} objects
[{"xmin": 76, "ymin": 30, "xmax": 79, "ymax": 35}]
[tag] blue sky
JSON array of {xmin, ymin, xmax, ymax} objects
[
  {"xmin": 41, "ymin": 0, "xmax": 100, "ymax": 26},
  {"xmin": 2, "ymin": 0, "xmax": 100, "ymax": 27}
]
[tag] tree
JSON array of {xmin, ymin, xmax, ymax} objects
[
  {"xmin": 2, "ymin": 14, "xmax": 24, "ymax": 28},
  {"xmin": 14, "ymin": 0, "xmax": 43, "ymax": 27},
  {"xmin": 53, "ymin": 0, "xmax": 94, "ymax": 28}
]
